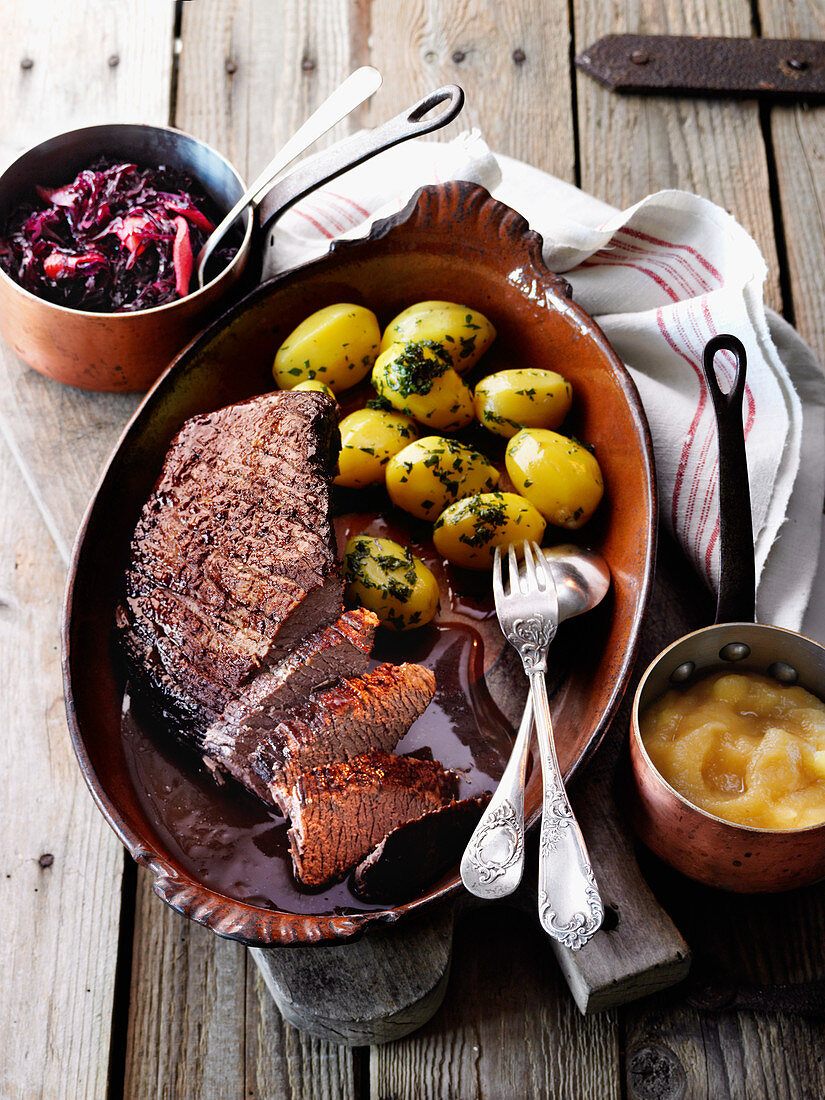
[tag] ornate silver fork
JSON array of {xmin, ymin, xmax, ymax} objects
[{"xmin": 491, "ymin": 541, "xmax": 603, "ymax": 951}]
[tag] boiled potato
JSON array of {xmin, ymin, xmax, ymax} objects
[
  {"xmin": 505, "ymin": 428, "xmax": 603, "ymax": 529},
  {"xmin": 386, "ymin": 436, "xmax": 499, "ymax": 522},
  {"xmin": 292, "ymin": 378, "xmax": 337, "ymax": 398},
  {"xmin": 433, "ymin": 491, "xmax": 546, "ymax": 570},
  {"xmin": 343, "ymin": 535, "xmax": 439, "ymax": 630},
  {"xmin": 273, "ymin": 303, "xmax": 380, "ymax": 392},
  {"xmin": 334, "ymin": 409, "xmax": 418, "ymax": 489},
  {"xmin": 372, "ymin": 341, "xmax": 475, "ymax": 430},
  {"xmin": 380, "ymin": 301, "xmax": 496, "ymax": 374},
  {"xmin": 474, "ymin": 368, "xmax": 572, "ymax": 439}
]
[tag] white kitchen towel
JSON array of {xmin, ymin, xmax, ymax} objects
[{"xmin": 267, "ymin": 131, "xmax": 825, "ymax": 634}]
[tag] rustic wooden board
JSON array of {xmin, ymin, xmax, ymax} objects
[
  {"xmin": 0, "ymin": 4, "xmax": 174, "ymax": 1098},
  {"xmin": 758, "ymin": 0, "xmax": 825, "ymax": 367},
  {"xmin": 364, "ymin": 0, "xmax": 576, "ymax": 180},
  {"xmin": 370, "ymin": 905, "xmax": 622, "ymax": 1100},
  {"xmin": 574, "ymin": 0, "xmax": 783, "ymax": 313},
  {"xmin": 0, "ymin": 420, "xmax": 123, "ymax": 1098}
]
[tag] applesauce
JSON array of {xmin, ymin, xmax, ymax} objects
[{"xmin": 640, "ymin": 670, "xmax": 825, "ymax": 830}]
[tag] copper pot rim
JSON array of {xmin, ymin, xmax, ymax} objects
[
  {"xmin": 631, "ymin": 620, "xmax": 825, "ymax": 838},
  {"xmin": 0, "ymin": 121, "xmax": 254, "ymax": 317}
]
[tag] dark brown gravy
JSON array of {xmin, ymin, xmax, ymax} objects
[{"xmin": 121, "ymin": 509, "xmax": 514, "ymax": 915}]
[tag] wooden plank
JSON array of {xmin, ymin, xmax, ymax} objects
[
  {"xmin": 0, "ymin": 5, "xmax": 175, "ymax": 1099},
  {"xmin": 574, "ymin": 0, "xmax": 783, "ymax": 313},
  {"xmin": 123, "ymin": 869, "xmax": 248, "ymax": 1100},
  {"xmin": 370, "ymin": 906, "xmax": 621, "ymax": 1100},
  {"xmin": 177, "ymin": 0, "xmax": 359, "ymax": 183},
  {"xmin": 244, "ymin": 957, "xmax": 357, "ymax": 1100},
  {"xmin": 758, "ymin": 0, "xmax": 825, "ymax": 366},
  {"xmin": 0, "ymin": 432, "xmax": 123, "ymax": 1098},
  {"xmin": 365, "ymin": 0, "xmax": 576, "ymax": 179}
]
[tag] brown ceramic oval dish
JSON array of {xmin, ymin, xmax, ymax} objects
[{"xmin": 63, "ymin": 181, "xmax": 656, "ymax": 946}]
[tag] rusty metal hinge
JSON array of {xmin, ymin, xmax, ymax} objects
[{"xmin": 576, "ymin": 35, "xmax": 825, "ymax": 101}]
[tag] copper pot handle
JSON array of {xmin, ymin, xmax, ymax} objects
[{"xmin": 702, "ymin": 334, "xmax": 756, "ymax": 625}]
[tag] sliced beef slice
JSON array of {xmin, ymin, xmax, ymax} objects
[
  {"xmin": 251, "ymin": 662, "xmax": 436, "ymax": 805},
  {"xmin": 119, "ymin": 390, "xmax": 342, "ymax": 727},
  {"xmin": 283, "ymin": 749, "xmax": 460, "ymax": 888},
  {"xmin": 352, "ymin": 793, "xmax": 491, "ymax": 902},
  {"xmin": 201, "ymin": 607, "xmax": 379, "ymax": 801}
]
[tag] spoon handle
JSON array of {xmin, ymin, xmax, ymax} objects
[
  {"xmin": 196, "ymin": 65, "xmax": 382, "ymax": 285},
  {"xmin": 531, "ymin": 670, "xmax": 604, "ymax": 951},
  {"xmin": 460, "ymin": 696, "xmax": 532, "ymax": 899}
]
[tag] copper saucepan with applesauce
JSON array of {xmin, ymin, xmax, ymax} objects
[{"xmin": 630, "ymin": 334, "xmax": 825, "ymax": 893}]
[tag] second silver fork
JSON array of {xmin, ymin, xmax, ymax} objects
[{"xmin": 496, "ymin": 541, "xmax": 603, "ymax": 951}]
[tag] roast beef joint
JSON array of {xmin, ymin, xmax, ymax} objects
[{"xmin": 118, "ymin": 389, "xmax": 484, "ymax": 892}]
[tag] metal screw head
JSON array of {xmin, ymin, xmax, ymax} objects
[
  {"xmin": 451, "ymin": 49, "xmax": 466, "ymax": 64},
  {"xmin": 512, "ymin": 48, "xmax": 526, "ymax": 65},
  {"xmin": 630, "ymin": 49, "xmax": 649, "ymax": 65},
  {"xmin": 20, "ymin": 57, "xmax": 33, "ymax": 70},
  {"xmin": 225, "ymin": 58, "xmax": 238, "ymax": 75},
  {"xmin": 720, "ymin": 642, "xmax": 750, "ymax": 662},
  {"xmin": 108, "ymin": 54, "xmax": 120, "ymax": 68},
  {"xmin": 787, "ymin": 57, "xmax": 808, "ymax": 72},
  {"xmin": 300, "ymin": 57, "xmax": 315, "ymax": 72}
]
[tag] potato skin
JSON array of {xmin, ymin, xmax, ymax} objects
[
  {"xmin": 380, "ymin": 301, "xmax": 496, "ymax": 374},
  {"xmin": 292, "ymin": 378, "xmax": 337, "ymax": 398},
  {"xmin": 334, "ymin": 409, "xmax": 418, "ymax": 489},
  {"xmin": 372, "ymin": 340, "xmax": 475, "ymax": 430},
  {"xmin": 433, "ymin": 491, "xmax": 546, "ymax": 570},
  {"xmin": 475, "ymin": 368, "xmax": 572, "ymax": 439},
  {"xmin": 505, "ymin": 428, "xmax": 604, "ymax": 529},
  {"xmin": 273, "ymin": 303, "xmax": 380, "ymax": 392},
  {"xmin": 343, "ymin": 535, "xmax": 439, "ymax": 630},
  {"xmin": 386, "ymin": 435, "xmax": 500, "ymax": 522}
]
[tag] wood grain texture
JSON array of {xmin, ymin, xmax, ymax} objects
[
  {"xmin": 244, "ymin": 957, "xmax": 357, "ymax": 1100},
  {"xmin": 371, "ymin": 906, "xmax": 621, "ymax": 1100},
  {"xmin": 124, "ymin": 868, "xmax": 247, "ymax": 1100},
  {"xmin": 0, "ymin": 433, "xmax": 123, "ymax": 1099},
  {"xmin": 574, "ymin": 0, "xmax": 783, "ymax": 312},
  {"xmin": 251, "ymin": 907, "xmax": 454, "ymax": 1046},
  {"xmin": 0, "ymin": 0, "xmax": 173, "ymax": 171},
  {"xmin": 364, "ymin": 0, "xmax": 576, "ymax": 179},
  {"xmin": 178, "ymin": 0, "xmax": 357, "ymax": 182},
  {"xmin": 759, "ymin": 0, "xmax": 825, "ymax": 366}
]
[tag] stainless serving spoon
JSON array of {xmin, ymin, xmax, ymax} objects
[
  {"xmin": 460, "ymin": 546, "xmax": 611, "ymax": 901},
  {"xmin": 195, "ymin": 65, "xmax": 383, "ymax": 288}
]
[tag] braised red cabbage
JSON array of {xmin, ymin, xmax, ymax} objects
[{"xmin": 0, "ymin": 160, "xmax": 238, "ymax": 312}]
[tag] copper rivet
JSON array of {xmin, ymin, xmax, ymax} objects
[
  {"xmin": 670, "ymin": 661, "xmax": 695, "ymax": 684},
  {"xmin": 768, "ymin": 661, "xmax": 798, "ymax": 684},
  {"xmin": 20, "ymin": 57, "xmax": 33, "ymax": 70},
  {"xmin": 630, "ymin": 49, "xmax": 649, "ymax": 65},
  {"xmin": 787, "ymin": 58, "xmax": 808, "ymax": 72},
  {"xmin": 452, "ymin": 50, "xmax": 466, "ymax": 63},
  {"xmin": 720, "ymin": 642, "xmax": 750, "ymax": 661}
]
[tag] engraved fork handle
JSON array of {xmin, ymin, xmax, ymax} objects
[
  {"xmin": 530, "ymin": 670, "xmax": 604, "ymax": 951},
  {"xmin": 460, "ymin": 696, "xmax": 533, "ymax": 899}
]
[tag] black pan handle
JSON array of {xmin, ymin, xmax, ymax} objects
[
  {"xmin": 702, "ymin": 334, "xmax": 756, "ymax": 624},
  {"xmin": 256, "ymin": 84, "xmax": 465, "ymax": 276}
]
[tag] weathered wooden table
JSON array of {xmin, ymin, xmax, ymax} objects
[{"xmin": 3, "ymin": 2, "xmax": 825, "ymax": 1097}]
